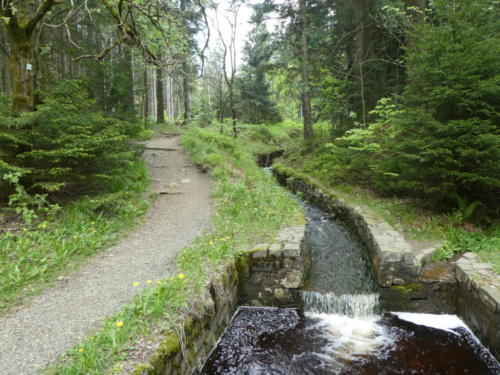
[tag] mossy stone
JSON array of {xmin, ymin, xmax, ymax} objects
[
  {"xmin": 133, "ymin": 363, "xmax": 153, "ymax": 375},
  {"xmin": 392, "ymin": 283, "xmax": 421, "ymax": 296},
  {"xmin": 157, "ymin": 332, "xmax": 181, "ymax": 358}
]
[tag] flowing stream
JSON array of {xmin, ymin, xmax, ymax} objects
[{"xmin": 200, "ymin": 198, "xmax": 500, "ymax": 374}]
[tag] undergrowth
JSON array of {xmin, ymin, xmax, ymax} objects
[
  {"xmin": 43, "ymin": 126, "xmax": 299, "ymax": 374},
  {"xmin": 0, "ymin": 161, "xmax": 150, "ymax": 314}
]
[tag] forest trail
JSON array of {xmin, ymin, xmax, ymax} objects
[{"xmin": 0, "ymin": 135, "xmax": 212, "ymax": 375}]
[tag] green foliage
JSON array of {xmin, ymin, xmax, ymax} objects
[
  {"xmin": 434, "ymin": 225, "xmax": 500, "ymax": 272},
  {"xmin": 313, "ymin": 72, "xmax": 351, "ymax": 136},
  {"xmin": 193, "ymin": 94, "xmax": 215, "ymax": 127},
  {"xmin": 304, "ymin": 0, "xmax": 500, "ymax": 215},
  {"xmin": 237, "ymin": 22, "xmax": 281, "ymax": 124},
  {"xmin": 384, "ymin": 0, "xmax": 500, "ymax": 211},
  {"xmin": 0, "ymin": 94, "xmax": 11, "ymax": 116},
  {"xmin": 242, "ymin": 120, "xmax": 300, "ymax": 145},
  {"xmin": 0, "ymin": 80, "xmax": 142, "ymax": 198},
  {"xmin": 1, "ymin": 172, "xmax": 60, "ymax": 224}
]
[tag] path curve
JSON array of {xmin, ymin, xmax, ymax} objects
[{"xmin": 0, "ymin": 135, "xmax": 212, "ymax": 375}]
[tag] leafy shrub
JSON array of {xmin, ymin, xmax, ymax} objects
[{"xmin": 2, "ymin": 172, "xmax": 60, "ymax": 224}]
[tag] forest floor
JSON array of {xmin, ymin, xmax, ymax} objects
[{"xmin": 0, "ymin": 134, "xmax": 212, "ymax": 375}]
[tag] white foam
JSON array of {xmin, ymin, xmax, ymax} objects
[
  {"xmin": 393, "ymin": 312, "xmax": 468, "ymax": 335},
  {"xmin": 306, "ymin": 312, "xmax": 394, "ymax": 363}
]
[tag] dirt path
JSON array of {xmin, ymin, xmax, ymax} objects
[{"xmin": 0, "ymin": 135, "xmax": 212, "ymax": 375}]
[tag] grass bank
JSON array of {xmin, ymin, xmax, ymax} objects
[
  {"xmin": 0, "ymin": 160, "xmax": 150, "ymax": 314},
  {"xmin": 43, "ymin": 126, "xmax": 300, "ymax": 374}
]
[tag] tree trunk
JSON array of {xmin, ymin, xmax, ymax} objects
[
  {"xmin": 0, "ymin": 29, "xmax": 10, "ymax": 94},
  {"xmin": 180, "ymin": 0, "xmax": 190, "ymax": 126},
  {"xmin": 8, "ymin": 30, "xmax": 35, "ymax": 113},
  {"xmin": 299, "ymin": 0, "xmax": 313, "ymax": 141},
  {"xmin": 143, "ymin": 68, "xmax": 149, "ymax": 121},
  {"xmin": 156, "ymin": 64, "xmax": 165, "ymax": 124},
  {"xmin": 124, "ymin": 48, "xmax": 135, "ymax": 114},
  {"xmin": 229, "ymin": 85, "xmax": 237, "ymax": 137},
  {"xmin": 218, "ymin": 79, "xmax": 224, "ymax": 123},
  {"xmin": 182, "ymin": 64, "xmax": 190, "ymax": 125}
]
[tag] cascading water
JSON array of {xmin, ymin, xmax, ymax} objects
[
  {"xmin": 299, "ymin": 202, "xmax": 380, "ymax": 318},
  {"xmin": 200, "ymin": 191, "xmax": 500, "ymax": 374},
  {"xmin": 301, "ymin": 292, "xmax": 379, "ymax": 317}
]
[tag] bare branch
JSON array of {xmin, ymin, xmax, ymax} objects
[
  {"xmin": 74, "ymin": 34, "xmax": 126, "ymax": 62},
  {"xmin": 26, "ymin": 0, "xmax": 58, "ymax": 34},
  {"xmin": 65, "ymin": 24, "xmax": 84, "ymax": 51},
  {"xmin": 193, "ymin": 0, "xmax": 210, "ymax": 77}
]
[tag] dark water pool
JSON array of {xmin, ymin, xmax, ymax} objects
[{"xmin": 200, "ymin": 307, "xmax": 500, "ymax": 375}]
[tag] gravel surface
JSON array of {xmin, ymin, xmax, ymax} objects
[{"xmin": 0, "ymin": 135, "xmax": 212, "ymax": 375}]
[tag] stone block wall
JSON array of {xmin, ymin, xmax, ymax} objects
[
  {"xmin": 238, "ymin": 225, "xmax": 308, "ymax": 306},
  {"xmin": 455, "ymin": 253, "xmax": 500, "ymax": 359},
  {"xmin": 134, "ymin": 223, "xmax": 307, "ymax": 375},
  {"xmin": 133, "ymin": 261, "xmax": 240, "ymax": 375}
]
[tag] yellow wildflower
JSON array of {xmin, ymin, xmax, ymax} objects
[
  {"xmin": 116, "ymin": 321, "xmax": 124, "ymax": 328},
  {"xmin": 133, "ymin": 282, "xmax": 139, "ymax": 287},
  {"xmin": 157, "ymin": 280, "xmax": 162, "ymax": 285},
  {"xmin": 178, "ymin": 273, "xmax": 185, "ymax": 279},
  {"xmin": 78, "ymin": 348, "xmax": 85, "ymax": 353},
  {"xmin": 147, "ymin": 280, "xmax": 152, "ymax": 284}
]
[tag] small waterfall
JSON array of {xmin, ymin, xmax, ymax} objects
[{"xmin": 301, "ymin": 291, "xmax": 379, "ymax": 317}]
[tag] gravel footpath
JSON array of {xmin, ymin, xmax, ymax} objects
[{"xmin": 0, "ymin": 135, "xmax": 212, "ymax": 375}]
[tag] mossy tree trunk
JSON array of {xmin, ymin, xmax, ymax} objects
[
  {"xmin": 9, "ymin": 30, "xmax": 36, "ymax": 113},
  {"xmin": 1, "ymin": 0, "xmax": 58, "ymax": 114}
]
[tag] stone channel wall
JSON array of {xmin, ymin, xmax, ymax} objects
[
  {"xmin": 133, "ymin": 222, "xmax": 307, "ymax": 375},
  {"xmin": 455, "ymin": 253, "xmax": 500, "ymax": 359},
  {"xmin": 239, "ymin": 225, "xmax": 308, "ymax": 307},
  {"xmin": 274, "ymin": 167, "xmax": 419, "ymax": 287}
]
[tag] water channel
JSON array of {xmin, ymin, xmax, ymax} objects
[{"xmin": 200, "ymin": 198, "xmax": 500, "ymax": 374}]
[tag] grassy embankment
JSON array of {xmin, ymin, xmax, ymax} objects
[
  {"xmin": 240, "ymin": 120, "xmax": 499, "ymax": 273},
  {"xmin": 43, "ymin": 126, "xmax": 300, "ymax": 374},
  {"xmin": 0, "ymin": 159, "xmax": 150, "ymax": 314}
]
